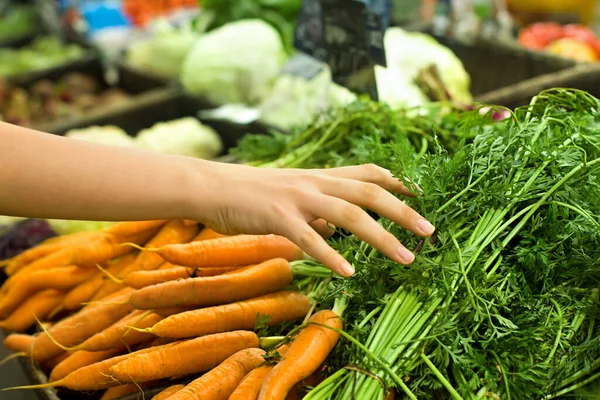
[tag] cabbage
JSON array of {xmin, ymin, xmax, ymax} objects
[
  {"xmin": 126, "ymin": 20, "xmax": 199, "ymax": 80},
  {"xmin": 136, "ymin": 117, "xmax": 224, "ymax": 159},
  {"xmin": 180, "ymin": 19, "xmax": 286, "ymax": 105},
  {"xmin": 377, "ymin": 27, "xmax": 472, "ymax": 108},
  {"xmin": 65, "ymin": 126, "xmax": 137, "ymax": 148},
  {"xmin": 258, "ymin": 66, "xmax": 356, "ymax": 130}
]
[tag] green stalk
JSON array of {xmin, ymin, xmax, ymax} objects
[
  {"xmin": 421, "ymin": 352, "xmax": 464, "ymax": 400},
  {"xmin": 544, "ymin": 369, "xmax": 600, "ymax": 399}
]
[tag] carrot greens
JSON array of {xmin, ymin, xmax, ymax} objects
[{"xmin": 235, "ymin": 89, "xmax": 600, "ymax": 398}]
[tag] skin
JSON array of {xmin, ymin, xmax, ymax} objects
[{"xmin": 0, "ymin": 122, "xmax": 435, "ymax": 277}]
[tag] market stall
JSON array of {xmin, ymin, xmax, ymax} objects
[{"xmin": 0, "ymin": 1, "xmax": 599, "ymax": 399}]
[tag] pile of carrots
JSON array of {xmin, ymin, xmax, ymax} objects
[{"xmin": 0, "ymin": 219, "xmax": 343, "ymax": 399}]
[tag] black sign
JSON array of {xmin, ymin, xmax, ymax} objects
[
  {"xmin": 281, "ymin": 51, "xmax": 325, "ymax": 80},
  {"xmin": 293, "ymin": 0, "xmax": 389, "ymax": 100}
]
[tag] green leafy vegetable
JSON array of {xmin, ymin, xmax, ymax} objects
[{"xmin": 234, "ymin": 89, "xmax": 600, "ymax": 398}]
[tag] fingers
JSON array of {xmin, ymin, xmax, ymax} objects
[
  {"xmin": 319, "ymin": 177, "xmax": 434, "ymax": 238},
  {"xmin": 309, "ymin": 219, "xmax": 335, "ymax": 239},
  {"xmin": 318, "ymin": 164, "xmax": 418, "ymax": 197},
  {"xmin": 285, "ymin": 218, "xmax": 354, "ymax": 277},
  {"xmin": 311, "ymin": 196, "xmax": 416, "ymax": 266}
]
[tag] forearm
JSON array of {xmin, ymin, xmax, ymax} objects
[{"xmin": 0, "ymin": 122, "xmax": 216, "ymax": 222}]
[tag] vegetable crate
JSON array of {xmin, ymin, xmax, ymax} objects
[
  {"xmin": 477, "ymin": 62, "xmax": 600, "ymax": 108},
  {"xmin": 433, "ymin": 35, "xmax": 578, "ymax": 99}
]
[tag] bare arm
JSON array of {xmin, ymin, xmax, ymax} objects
[{"xmin": 0, "ymin": 122, "xmax": 435, "ymax": 276}]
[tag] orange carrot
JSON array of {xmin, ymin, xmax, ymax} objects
[
  {"xmin": 193, "ymin": 227, "xmax": 227, "ymax": 241},
  {"xmin": 3, "ymin": 334, "xmax": 35, "ymax": 353},
  {"xmin": 152, "ymin": 384, "xmax": 185, "ymax": 400},
  {"xmin": 152, "ymin": 306, "xmax": 196, "ymax": 318},
  {"xmin": 3, "ymin": 231, "xmax": 101, "ymax": 276},
  {"xmin": 129, "ymin": 258, "xmax": 293, "ymax": 310},
  {"xmin": 167, "ymin": 348, "xmax": 266, "ymax": 400},
  {"xmin": 0, "ymin": 266, "xmax": 95, "ymax": 317},
  {"xmin": 49, "ymin": 348, "xmax": 121, "ymax": 382},
  {"xmin": 92, "ymin": 220, "xmax": 198, "ymax": 300},
  {"xmin": 73, "ymin": 310, "xmax": 162, "ymax": 352},
  {"xmin": 42, "ymin": 352, "xmax": 70, "ymax": 371},
  {"xmin": 3, "ymin": 229, "xmax": 153, "ymax": 293},
  {"xmin": 0, "ymin": 290, "xmax": 64, "ymax": 332},
  {"xmin": 229, "ymin": 345, "xmax": 290, "ymax": 400},
  {"xmin": 63, "ymin": 253, "xmax": 136, "ymax": 311},
  {"xmin": 123, "ymin": 267, "xmax": 193, "ymax": 289},
  {"xmin": 108, "ymin": 331, "xmax": 259, "ymax": 384},
  {"xmin": 258, "ymin": 310, "xmax": 343, "ymax": 400},
  {"xmin": 100, "ymin": 383, "xmax": 140, "ymax": 400},
  {"xmin": 106, "ymin": 220, "xmax": 167, "ymax": 237},
  {"xmin": 31, "ymin": 288, "xmax": 135, "ymax": 362},
  {"xmin": 144, "ymin": 291, "xmax": 310, "ymax": 339},
  {"xmin": 16, "ymin": 341, "xmax": 180, "ymax": 391},
  {"xmin": 131, "ymin": 234, "xmax": 303, "ymax": 268}
]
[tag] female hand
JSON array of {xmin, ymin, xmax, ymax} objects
[{"xmin": 196, "ymin": 163, "xmax": 435, "ymax": 277}]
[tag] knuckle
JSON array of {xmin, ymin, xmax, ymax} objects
[
  {"xmin": 296, "ymin": 227, "xmax": 320, "ymax": 249},
  {"xmin": 359, "ymin": 182, "xmax": 381, "ymax": 205},
  {"xmin": 341, "ymin": 203, "xmax": 364, "ymax": 224}
]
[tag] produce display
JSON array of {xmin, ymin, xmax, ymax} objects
[
  {"xmin": 0, "ymin": 37, "xmax": 86, "ymax": 78},
  {"xmin": 518, "ymin": 22, "xmax": 600, "ymax": 61},
  {"xmin": 0, "ymin": 88, "xmax": 599, "ymax": 399},
  {"xmin": 0, "ymin": 5, "xmax": 38, "ymax": 42},
  {"xmin": 0, "ymin": 73, "xmax": 131, "ymax": 128}
]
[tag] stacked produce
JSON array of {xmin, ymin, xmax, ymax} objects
[
  {"xmin": 1, "ymin": 89, "xmax": 599, "ymax": 399},
  {"xmin": 0, "ymin": 73, "xmax": 131, "ymax": 127},
  {"xmin": 0, "ymin": 219, "xmax": 331, "ymax": 399},
  {"xmin": 519, "ymin": 22, "xmax": 600, "ymax": 62},
  {"xmin": 0, "ymin": 37, "xmax": 85, "ymax": 78}
]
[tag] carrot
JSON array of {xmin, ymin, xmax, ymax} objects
[
  {"xmin": 13, "ymin": 341, "xmax": 180, "ymax": 391},
  {"xmin": 193, "ymin": 227, "xmax": 227, "ymax": 241},
  {"xmin": 3, "ymin": 334, "xmax": 35, "ymax": 353},
  {"xmin": 129, "ymin": 234, "xmax": 303, "ymax": 268},
  {"xmin": 106, "ymin": 220, "xmax": 167, "ymax": 237},
  {"xmin": 42, "ymin": 351, "xmax": 70, "ymax": 371},
  {"xmin": 144, "ymin": 291, "xmax": 310, "ymax": 339},
  {"xmin": 108, "ymin": 330, "xmax": 259, "ymax": 384},
  {"xmin": 63, "ymin": 254, "xmax": 137, "ymax": 310},
  {"xmin": 92, "ymin": 220, "xmax": 198, "ymax": 300},
  {"xmin": 0, "ymin": 266, "xmax": 95, "ymax": 317},
  {"xmin": 129, "ymin": 258, "xmax": 293, "ymax": 310},
  {"xmin": 3, "ymin": 229, "xmax": 154, "ymax": 293},
  {"xmin": 229, "ymin": 345, "xmax": 290, "ymax": 400},
  {"xmin": 123, "ymin": 267, "xmax": 193, "ymax": 289},
  {"xmin": 0, "ymin": 290, "xmax": 64, "ymax": 332},
  {"xmin": 30, "ymin": 288, "xmax": 135, "ymax": 362},
  {"xmin": 3, "ymin": 231, "xmax": 101, "ymax": 276},
  {"xmin": 72, "ymin": 310, "xmax": 162, "ymax": 352},
  {"xmin": 100, "ymin": 383, "xmax": 140, "ymax": 400},
  {"xmin": 168, "ymin": 348, "xmax": 266, "ymax": 400},
  {"xmin": 49, "ymin": 348, "xmax": 121, "ymax": 382},
  {"xmin": 152, "ymin": 384, "xmax": 185, "ymax": 400},
  {"xmin": 258, "ymin": 310, "xmax": 343, "ymax": 400}
]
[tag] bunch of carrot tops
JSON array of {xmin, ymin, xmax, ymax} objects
[
  {"xmin": 237, "ymin": 89, "xmax": 600, "ymax": 398},
  {"xmin": 0, "ymin": 219, "xmax": 337, "ymax": 399}
]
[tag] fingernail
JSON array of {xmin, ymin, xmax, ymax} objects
[
  {"xmin": 417, "ymin": 219, "xmax": 435, "ymax": 236},
  {"xmin": 397, "ymin": 245, "xmax": 415, "ymax": 264},
  {"xmin": 339, "ymin": 261, "xmax": 355, "ymax": 277}
]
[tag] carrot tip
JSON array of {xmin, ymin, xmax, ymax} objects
[
  {"xmin": 95, "ymin": 264, "xmax": 123, "ymax": 284},
  {"xmin": 81, "ymin": 301, "xmax": 129, "ymax": 307},
  {"xmin": 35, "ymin": 316, "xmax": 79, "ymax": 352},
  {"xmin": 118, "ymin": 242, "xmax": 155, "ymax": 252},
  {"xmin": 124, "ymin": 325, "xmax": 153, "ymax": 335},
  {"xmin": 0, "ymin": 352, "xmax": 27, "ymax": 367},
  {"xmin": 47, "ymin": 304, "xmax": 64, "ymax": 321},
  {"xmin": 2, "ymin": 381, "xmax": 59, "ymax": 390}
]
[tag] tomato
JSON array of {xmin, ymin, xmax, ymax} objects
[{"xmin": 519, "ymin": 22, "xmax": 565, "ymax": 50}]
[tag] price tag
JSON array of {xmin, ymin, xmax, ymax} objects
[
  {"xmin": 280, "ymin": 52, "xmax": 324, "ymax": 80},
  {"xmin": 293, "ymin": 0, "xmax": 328, "ymax": 62}
]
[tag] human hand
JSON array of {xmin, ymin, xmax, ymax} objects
[{"xmin": 196, "ymin": 162, "xmax": 435, "ymax": 277}]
